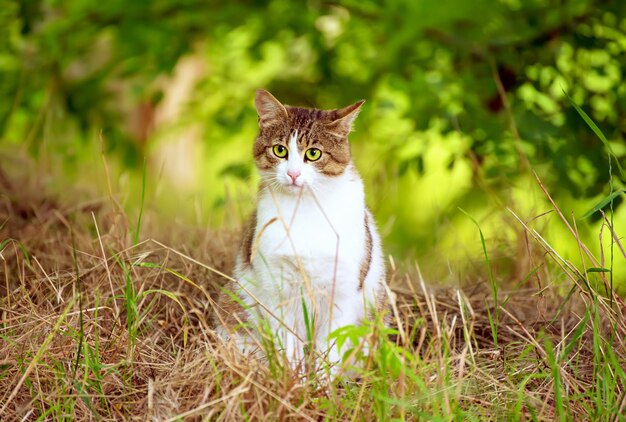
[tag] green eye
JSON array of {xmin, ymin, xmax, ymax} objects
[
  {"xmin": 305, "ymin": 148, "xmax": 322, "ymax": 162},
  {"xmin": 273, "ymin": 144, "xmax": 288, "ymax": 158}
]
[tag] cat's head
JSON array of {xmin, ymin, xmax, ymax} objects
[{"xmin": 253, "ymin": 89, "xmax": 363, "ymax": 193}]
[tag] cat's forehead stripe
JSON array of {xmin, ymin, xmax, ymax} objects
[
  {"xmin": 290, "ymin": 129, "xmax": 299, "ymax": 143},
  {"xmin": 289, "ymin": 129, "xmax": 299, "ymax": 152}
]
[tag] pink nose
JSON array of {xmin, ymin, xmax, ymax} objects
[{"xmin": 287, "ymin": 169, "xmax": 301, "ymax": 183}]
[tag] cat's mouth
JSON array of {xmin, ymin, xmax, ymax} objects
[
  {"xmin": 286, "ymin": 182, "xmax": 304, "ymax": 191},
  {"xmin": 277, "ymin": 178, "xmax": 306, "ymax": 193},
  {"xmin": 283, "ymin": 177, "xmax": 305, "ymax": 189}
]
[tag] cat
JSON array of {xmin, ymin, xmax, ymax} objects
[{"xmin": 214, "ymin": 89, "xmax": 392, "ymax": 372}]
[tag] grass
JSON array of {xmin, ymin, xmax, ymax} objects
[{"xmin": 1, "ymin": 168, "xmax": 625, "ymax": 421}]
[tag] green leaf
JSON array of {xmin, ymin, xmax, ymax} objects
[
  {"xmin": 564, "ymin": 91, "xmax": 625, "ymax": 177},
  {"xmin": 581, "ymin": 190, "xmax": 625, "ymax": 219}
]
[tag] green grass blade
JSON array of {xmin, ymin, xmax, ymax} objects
[
  {"xmin": 586, "ymin": 267, "xmax": 611, "ymax": 273},
  {"xmin": 134, "ymin": 157, "xmax": 147, "ymax": 246},
  {"xmin": 137, "ymin": 262, "xmax": 203, "ymax": 290},
  {"xmin": 545, "ymin": 337, "xmax": 567, "ymax": 421},
  {"xmin": 301, "ymin": 295, "xmax": 313, "ymax": 344},
  {"xmin": 564, "ymin": 91, "xmax": 624, "ymax": 177},
  {"xmin": 581, "ymin": 190, "xmax": 625, "ymax": 219},
  {"xmin": 459, "ymin": 207, "xmax": 498, "ymax": 347},
  {"xmin": 70, "ymin": 226, "xmax": 85, "ymax": 387}
]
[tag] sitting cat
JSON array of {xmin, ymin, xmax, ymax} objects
[{"xmin": 214, "ymin": 89, "xmax": 392, "ymax": 371}]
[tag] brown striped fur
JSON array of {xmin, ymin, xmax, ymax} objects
[{"xmin": 240, "ymin": 210, "xmax": 257, "ymax": 268}]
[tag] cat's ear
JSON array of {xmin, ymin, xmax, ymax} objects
[
  {"xmin": 255, "ymin": 90, "xmax": 288, "ymax": 128},
  {"xmin": 325, "ymin": 100, "xmax": 365, "ymax": 138}
]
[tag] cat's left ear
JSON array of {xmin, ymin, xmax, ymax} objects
[{"xmin": 326, "ymin": 100, "xmax": 365, "ymax": 138}]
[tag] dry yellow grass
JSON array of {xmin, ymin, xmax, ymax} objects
[{"xmin": 1, "ymin": 169, "xmax": 625, "ymax": 420}]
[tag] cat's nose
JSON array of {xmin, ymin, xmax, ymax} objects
[{"xmin": 287, "ymin": 169, "xmax": 301, "ymax": 183}]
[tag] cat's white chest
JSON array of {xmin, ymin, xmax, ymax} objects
[{"xmin": 253, "ymin": 180, "xmax": 365, "ymax": 290}]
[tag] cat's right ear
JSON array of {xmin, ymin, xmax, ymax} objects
[{"xmin": 255, "ymin": 90, "xmax": 288, "ymax": 128}]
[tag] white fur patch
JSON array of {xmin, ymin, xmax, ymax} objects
[{"xmin": 285, "ymin": 130, "xmax": 303, "ymax": 186}]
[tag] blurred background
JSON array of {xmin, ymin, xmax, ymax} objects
[{"xmin": 1, "ymin": 0, "xmax": 625, "ymax": 288}]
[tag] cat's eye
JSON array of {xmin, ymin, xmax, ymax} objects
[
  {"xmin": 305, "ymin": 148, "xmax": 322, "ymax": 162},
  {"xmin": 273, "ymin": 144, "xmax": 288, "ymax": 158}
]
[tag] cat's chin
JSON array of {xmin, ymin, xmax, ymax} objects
[{"xmin": 262, "ymin": 181, "xmax": 307, "ymax": 194}]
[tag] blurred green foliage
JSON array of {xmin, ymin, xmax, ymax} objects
[{"xmin": 1, "ymin": 0, "xmax": 625, "ymax": 282}]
